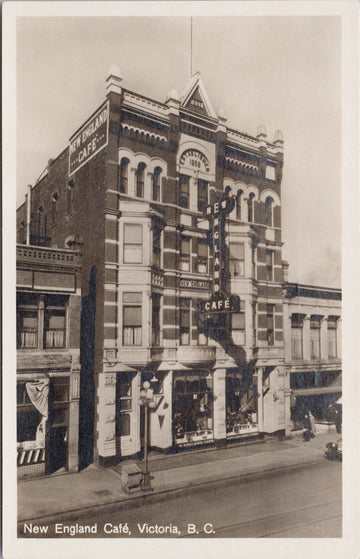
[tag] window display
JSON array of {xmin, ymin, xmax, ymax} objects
[
  {"xmin": 173, "ymin": 373, "xmax": 213, "ymax": 445},
  {"xmin": 226, "ymin": 371, "xmax": 258, "ymax": 438}
]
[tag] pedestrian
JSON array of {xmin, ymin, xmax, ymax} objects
[
  {"xmin": 303, "ymin": 411, "xmax": 312, "ymax": 441},
  {"xmin": 308, "ymin": 411, "xmax": 316, "ymax": 438},
  {"xmin": 334, "ymin": 408, "xmax": 342, "ymax": 433}
]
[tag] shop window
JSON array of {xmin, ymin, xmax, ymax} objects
[
  {"xmin": 310, "ymin": 315, "xmax": 322, "ymax": 359},
  {"xmin": 265, "ymin": 250, "xmax": 273, "ymax": 281},
  {"xmin": 123, "ymin": 223, "xmax": 143, "ymax": 264},
  {"xmin": 136, "ymin": 162, "xmax": 146, "ymax": 198},
  {"xmin": 17, "ymin": 309, "xmax": 38, "ymax": 348},
  {"xmin": 231, "ymin": 301, "xmax": 245, "ymax": 345},
  {"xmin": 119, "ymin": 157, "xmax": 129, "ymax": 194},
  {"xmin": 196, "ymin": 239, "xmax": 208, "ymax": 274},
  {"xmin": 291, "ymin": 314, "xmax": 304, "ymax": 359},
  {"xmin": 152, "ymin": 293, "xmax": 161, "ymax": 346},
  {"xmin": 17, "ymin": 384, "xmax": 41, "ymax": 442},
  {"xmin": 247, "ymin": 193, "xmax": 255, "ymax": 223},
  {"xmin": 123, "ymin": 292, "xmax": 142, "ymax": 346},
  {"xmin": 152, "ymin": 227, "xmax": 161, "ymax": 268},
  {"xmin": 226, "ymin": 372, "xmax": 257, "ymax": 435},
  {"xmin": 173, "ymin": 374, "xmax": 213, "ymax": 442},
  {"xmin": 229, "ymin": 243, "xmax": 245, "ymax": 276},
  {"xmin": 179, "ymin": 174, "xmax": 190, "ymax": 208},
  {"xmin": 152, "ymin": 167, "xmax": 162, "ymax": 202},
  {"xmin": 180, "ymin": 236, "xmax": 191, "ymax": 272},
  {"xmin": 116, "ymin": 374, "xmax": 132, "ymax": 438},
  {"xmin": 197, "ymin": 179, "xmax": 208, "ymax": 212},
  {"xmin": 180, "ymin": 298, "xmax": 191, "ymax": 345},
  {"xmin": 328, "ymin": 316, "xmax": 338, "ymax": 358},
  {"xmin": 265, "ymin": 196, "xmax": 273, "ymax": 227},
  {"xmin": 266, "ymin": 304, "xmax": 274, "ymax": 346},
  {"xmin": 236, "ymin": 190, "xmax": 243, "ymax": 220}
]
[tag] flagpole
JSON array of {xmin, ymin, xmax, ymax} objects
[{"xmin": 189, "ymin": 16, "xmax": 193, "ymax": 79}]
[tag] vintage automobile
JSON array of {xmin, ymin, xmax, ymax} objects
[{"xmin": 325, "ymin": 439, "xmax": 342, "ymax": 461}]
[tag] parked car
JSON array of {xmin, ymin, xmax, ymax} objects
[{"xmin": 325, "ymin": 439, "xmax": 342, "ymax": 461}]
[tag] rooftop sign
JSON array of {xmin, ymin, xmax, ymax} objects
[{"xmin": 69, "ymin": 102, "xmax": 109, "ymax": 176}]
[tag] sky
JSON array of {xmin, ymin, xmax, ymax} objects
[{"xmin": 16, "ymin": 14, "xmax": 342, "ymax": 288}]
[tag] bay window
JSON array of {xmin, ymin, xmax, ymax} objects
[
  {"xmin": 123, "ymin": 293, "xmax": 142, "ymax": 346},
  {"xmin": 123, "ymin": 223, "xmax": 143, "ymax": 264}
]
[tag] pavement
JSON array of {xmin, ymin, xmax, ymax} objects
[{"xmin": 17, "ymin": 426, "xmax": 341, "ymax": 524}]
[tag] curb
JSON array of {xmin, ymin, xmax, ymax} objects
[{"xmin": 17, "ymin": 457, "xmax": 328, "ymax": 526}]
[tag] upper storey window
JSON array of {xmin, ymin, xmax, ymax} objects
[
  {"xmin": 123, "ymin": 223, "xmax": 143, "ymax": 264},
  {"xmin": 265, "ymin": 197, "xmax": 274, "ymax": 227},
  {"xmin": 180, "ymin": 236, "xmax": 191, "ymax": 271},
  {"xmin": 119, "ymin": 158, "xmax": 129, "ymax": 194},
  {"xmin": 136, "ymin": 163, "xmax": 146, "ymax": 198},
  {"xmin": 248, "ymin": 193, "xmax": 255, "ymax": 223},
  {"xmin": 152, "ymin": 167, "xmax": 162, "ymax": 202},
  {"xmin": 236, "ymin": 190, "xmax": 243, "ymax": 220},
  {"xmin": 179, "ymin": 174, "xmax": 190, "ymax": 209},
  {"xmin": 197, "ymin": 179, "xmax": 208, "ymax": 213}
]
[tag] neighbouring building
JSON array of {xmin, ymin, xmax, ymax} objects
[
  {"xmin": 16, "ymin": 244, "xmax": 82, "ymax": 477},
  {"xmin": 16, "ymin": 67, "xmax": 341, "ymax": 470},
  {"xmin": 283, "ymin": 282, "xmax": 342, "ymax": 430}
]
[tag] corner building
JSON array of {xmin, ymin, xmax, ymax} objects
[{"xmin": 17, "ymin": 69, "xmax": 301, "ymax": 466}]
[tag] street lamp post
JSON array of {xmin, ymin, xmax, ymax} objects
[{"xmin": 139, "ymin": 380, "xmax": 156, "ymax": 491}]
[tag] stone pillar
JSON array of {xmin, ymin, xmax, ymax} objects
[
  {"xmin": 320, "ymin": 316, "xmax": 328, "ymax": 360},
  {"xmin": 98, "ymin": 372, "xmax": 116, "ymax": 463},
  {"xmin": 337, "ymin": 318, "xmax": 342, "ymax": 358},
  {"xmin": 129, "ymin": 167, "xmax": 137, "ymax": 197},
  {"xmin": 213, "ymin": 368, "xmax": 226, "ymax": 444},
  {"xmin": 256, "ymin": 366, "xmax": 264, "ymax": 432},
  {"xmin": 68, "ymin": 369, "xmax": 80, "ymax": 472},
  {"xmin": 303, "ymin": 316, "xmax": 311, "ymax": 360},
  {"xmin": 150, "ymin": 371, "xmax": 173, "ymax": 450},
  {"xmin": 189, "ymin": 176, "xmax": 197, "ymax": 212}
]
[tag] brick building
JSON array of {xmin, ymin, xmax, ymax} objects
[
  {"xmin": 16, "ymin": 244, "xmax": 82, "ymax": 477},
  {"xmin": 16, "ymin": 67, "xmax": 341, "ymax": 468}
]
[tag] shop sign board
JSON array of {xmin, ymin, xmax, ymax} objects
[
  {"xmin": 69, "ymin": 101, "xmax": 109, "ymax": 176},
  {"xmin": 199, "ymin": 294, "xmax": 240, "ymax": 314}
]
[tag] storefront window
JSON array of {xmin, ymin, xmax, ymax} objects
[
  {"xmin": 226, "ymin": 371, "xmax": 258, "ymax": 437},
  {"xmin": 173, "ymin": 373, "xmax": 213, "ymax": 444},
  {"xmin": 116, "ymin": 373, "xmax": 133, "ymax": 437}
]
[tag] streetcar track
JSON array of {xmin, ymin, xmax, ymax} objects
[{"xmin": 180, "ymin": 498, "xmax": 342, "ymax": 538}]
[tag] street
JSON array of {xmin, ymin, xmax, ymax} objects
[{"xmin": 18, "ymin": 459, "xmax": 341, "ymax": 538}]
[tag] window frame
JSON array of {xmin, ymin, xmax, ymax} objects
[
  {"xmin": 123, "ymin": 223, "xmax": 143, "ymax": 264},
  {"xmin": 179, "ymin": 174, "xmax": 190, "ymax": 209},
  {"xmin": 122, "ymin": 292, "xmax": 142, "ymax": 346}
]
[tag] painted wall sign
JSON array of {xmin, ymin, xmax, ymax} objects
[
  {"xmin": 179, "ymin": 278, "xmax": 209, "ymax": 290},
  {"xmin": 179, "ymin": 149, "xmax": 210, "ymax": 173},
  {"xmin": 69, "ymin": 102, "xmax": 109, "ymax": 176}
]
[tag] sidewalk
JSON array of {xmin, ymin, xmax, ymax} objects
[{"xmin": 18, "ymin": 429, "xmax": 341, "ymax": 523}]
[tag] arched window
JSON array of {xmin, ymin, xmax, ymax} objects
[
  {"xmin": 265, "ymin": 196, "xmax": 274, "ymax": 227},
  {"xmin": 136, "ymin": 162, "xmax": 146, "ymax": 198},
  {"xmin": 119, "ymin": 157, "xmax": 129, "ymax": 194},
  {"xmin": 236, "ymin": 189, "xmax": 243, "ymax": 220},
  {"xmin": 248, "ymin": 193, "xmax": 255, "ymax": 223},
  {"xmin": 152, "ymin": 167, "xmax": 162, "ymax": 202}
]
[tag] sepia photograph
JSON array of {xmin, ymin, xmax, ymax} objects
[{"xmin": 2, "ymin": 1, "xmax": 359, "ymax": 558}]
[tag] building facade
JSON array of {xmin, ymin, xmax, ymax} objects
[
  {"xmin": 283, "ymin": 282, "xmax": 342, "ymax": 430},
  {"xmin": 16, "ymin": 68, "xmax": 341, "ymax": 469},
  {"xmin": 16, "ymin": 244, "xmax": 82, "ymax": 477}
]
